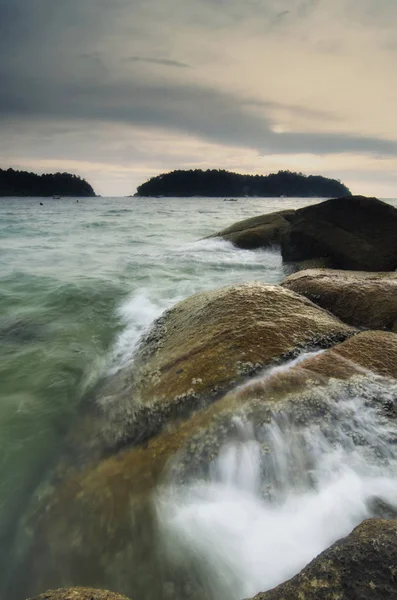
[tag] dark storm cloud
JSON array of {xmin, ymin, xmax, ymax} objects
[{"xmin": 1, "ymin": 69, "xmax": 396, "ymax": 158}]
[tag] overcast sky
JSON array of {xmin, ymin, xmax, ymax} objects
[{"xmin": 1, "ymin": 0, "xmax": 396, "ymax": 196}]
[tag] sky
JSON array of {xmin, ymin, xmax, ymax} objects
[{"xmin": 0, "ymin": 0, "xmax": 396, "ymax": 197}]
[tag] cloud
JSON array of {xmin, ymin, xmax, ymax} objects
[
  {"xmin": 0, "ymin": 65, "xmax": 396, "ymax": 160},
  {"xmin": 123, "ymin": 56, "xmax": 190, "ymax": 68},
  {"xmin": 0, "ymin": 0, "xmax": 397, "ymax": 195}
]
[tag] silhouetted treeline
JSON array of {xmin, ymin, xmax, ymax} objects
[
  {"xmin": 135, "ymin": 169, "xmax": 351, "ymax": 198},
  {"xmin": 0, "ymin": 168, "xmax": 96, "ymax": 197}
]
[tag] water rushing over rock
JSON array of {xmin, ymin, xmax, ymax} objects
[
  {"xmin": 156, "ymin": 378, "xmax": 397, "ymax": 600},
  {"xmin": 2, "ymin": 197, "xmax": 397, "ymax": 600}
]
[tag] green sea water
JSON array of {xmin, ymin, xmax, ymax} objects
[{"xmin": 0, "ymin": 195, "xmax": 396, "ymax": 594}]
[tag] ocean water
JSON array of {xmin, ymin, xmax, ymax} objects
[
  {"xmin": 1, "ymin": 195, "xmax": 397, "ymax": 598},
  {"xmin": 0, "ymin": 196, "xmax": 292, "ymax": 552}
]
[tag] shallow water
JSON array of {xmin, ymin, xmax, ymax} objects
[{"xmin": 1, "ymin": 195, "xmax": 396, "ymax": 598}]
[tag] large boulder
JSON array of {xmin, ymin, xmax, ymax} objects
[
  {"xmin": 10, "ymin": 331, "xmax": 397, "ymax": 600},
  {"xmin": 27, "ymin": 589, "xmax": 131, "ymax": 600},
  {"xmin": 250, "ymin": 519, "xmax": 397, "ymax": 600},
  {"xmin": 5, "ymin": 284, "xmax": 359, "ymax": 599},
  {"xmin": 79, "ymin": 283, "xmax": 355, "ymax": 457},
  {"xmin": 208, "ymin": 210, "xmax": 295, "ymax": 249},
  {"xmin": 282, "ymin": 269, "xmax": 397, "ymax": 331},
  {"xmin": 281, "ymin": 195, "xmax": 397, "ymax": 271}
]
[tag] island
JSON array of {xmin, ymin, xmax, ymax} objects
[
  {"xmin": 0, "ymin": 168, "xmax": 96, "ymax": 197},
  {"xmin": 134, "ymin": 169, "xmax": 351, "ymax": 198}
]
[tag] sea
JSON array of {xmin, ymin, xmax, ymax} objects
[{"xmin": 1, "ymin": 195, "xmax": 397, "ymax": 599}]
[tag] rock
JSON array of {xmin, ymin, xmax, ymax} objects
[
  {"xmin": 250, "ymin": 519, "xmax": 397, "ymax": 600},
  {"xmin": 10, "ymin": 389, "xmax": 289, "ymax": 600},
  {"xmin": 290, "ymin": 258, "xmax": 333, "ymax": 272},
  {"xmin": 282, "ymin": 269, "xmax": 397, "ymax": 331},
  {"xmin": 88, "ymin": 283, "xmax": 355, "ymax": 453},
  {"xmin": 295, "ymin": 330, "xmax": 397, "ymax": 380},
  {"xmin": 13, "ymin": 291, "xmax": 397, "ymax": 600},
  {"xmin": 11, "ymin": 330, "xmax": 397, "ymax": 600},
  {"xmin": 27, "ymin": 589, "xmax": 131, "ymax": 600},
  {"xmin": 281, "ymin": 195, "xmax": 397, "ymax": 271},
  {"xmin": 208, "ymin": 210, "xmax": 295, "ymax": 249}
]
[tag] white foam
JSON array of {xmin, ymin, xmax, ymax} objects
[
  {"xmin": 156, "ymin": 392, "xmax": 397, "ymax": 600},
  {"xmin": 108, "ymin": 240, "xmax": 283, "ymax": 371}
]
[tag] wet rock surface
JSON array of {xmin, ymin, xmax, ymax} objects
[
  {"xmin": 128, "ymin": 283, "xmax": 354, "ymax": 409},
  {"xmin": 71, "ymin": 283, "xmax": 355, "ymax": 460},
  {"xmin": 251, "ymin": 519, "xmax": 397, "ymax": 600},
  {"xmin": 8, "ymin": 197, "xmax": 397, "ymax": 600},
  {"xmin": 297, "ymin": 330, "xmax": 397, "ymax": 380},
  {"xmin": 208, "ymin": 210, "xmax": 295, "ymax": 249},
  {"xmin": 27, "ymin": 589, "xmax": 131, "ymax": 600},
  {"xmin": 282, "ymin": 269, "xmax": 397, "ymax": 331},
  {"xmin": 11, "ymin": 331, "xmax": 397, "ymax": 600}
]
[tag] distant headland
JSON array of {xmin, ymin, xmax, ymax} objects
[
  {"xmin": 0, "ymin": 168, "xmax": 96, "ymax": 197},
  {"xmin": 135, "ymin": 169, "xmax": 351, "ymax": 198}
]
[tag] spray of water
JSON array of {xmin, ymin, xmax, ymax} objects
[
  {"xmin": 156, "ymin": 380, "xmax": 397, "ymax": 600},
  {"xmin": 108, "ymin": 240, "xmax": 282, "ymax": 371}
]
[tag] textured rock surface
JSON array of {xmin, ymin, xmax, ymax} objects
[
  {"xmin": 130, "ymin": 283, "xmax": 354, "ymax": 405},
  {"xmin": 281, "ymin": 195, "xmax": 397, "ymax": 271},
  {"xmin": 251, "ymin": 519, "xmax": 397, "ymax": 600},
  {"xmin": 12, "ymin": 330, "xmax": 397, "ymax": 600},
  {"xmin": 11, "ymin": 286, "xmax": 397, "ymax": 600},
  {"xmin": 27, "ymin": 589, "xmax": 131, "ymax": 600},
  {"xmin": 282, "ymin": 269, "xmax": 397, "ymax": 331},
  {"xmin": 208, "ymin": 210, "xmax": 295, "ymax": 249},
  {"xmin": 85, "ymin": 283, "xmax": 355, "ymax": 454},
  {"xmin": 295, "ymin": 330, "xmax": 397, "ymax": 380}
]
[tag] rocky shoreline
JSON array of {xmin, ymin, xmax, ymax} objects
[
  {"xmin": 11, "ymin": 195, "xmax": 397, "ymax": 600},
  {"xmin": 26, "ymin": 518, "xmax": 397, "ymax": 599}
]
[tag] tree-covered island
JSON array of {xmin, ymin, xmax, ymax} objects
[
  {"xmin": 135, "ymin": 169, "xmax": 351, "ymax": 197},
  {"xmin": 0, "ymin": 168, "xmax": 96, "ymax": 197}
]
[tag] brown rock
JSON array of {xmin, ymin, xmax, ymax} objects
[
  {"xmin": 89, "ymin": 283, "xmax": 355, "ymax": 453},
  {"xmin": 13, "ymin": 331, "xmax": 397, "ymax": 600},
  {"xmin": 27, "ymin": 588, "xmax": 131, "ymax": 600},
  {"xmin": 297, "ymin": 330, "xmax": 397, "ymax": 380},
  {"xmin": 250, "ymin": 519, "xmax": 397, "ymax": 600},
  {"xmin": 291, "ymin": 258, "xmax": 333, "ymax": 271},
  {"xmin": 282, "ymin": 269, "xmax": 397, "ymax": 330},
  {"xmin": 281, "ymin": 195, "xmax": 397, "ymax": 271},
  {"xmin": 208, "ymin": 210, "xmax": 295, "ymax": 249}
]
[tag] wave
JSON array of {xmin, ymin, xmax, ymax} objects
[{"xmin": 108, "ymin": 241, "xmax": 283, "ymax": 370}]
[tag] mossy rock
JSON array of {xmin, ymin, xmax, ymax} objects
[
  {"xmin": 282, "ymin": 269, "xmax": 397, "ymax": 330},
  {"xmin": 297, "ymin": 330, "xmax": 397, "ymax": 380},
  {"xmin": 227, "ymin": 331, "xmax": 397, "ymax": 411},
  {"xmin": 130, "ymin": 283, "xmax": 354, "ymax": 406},
  {"xmin": 11, "ymin": 330, "xmax": 397, "ymax": 600},
  {"xmin": 251, "ymin": 519, "xmax": 397, "ymax": 600},
  {"xmin": 27, "ymin": 588, "xmax": 131, "ymax": 600},
  {"xmin": 207, "ymin": 210, "xmax": 295, "ymax": 249},
  {"xmin": 73, "ymin": 283, "xmax": 356, "ymax": 459}
]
